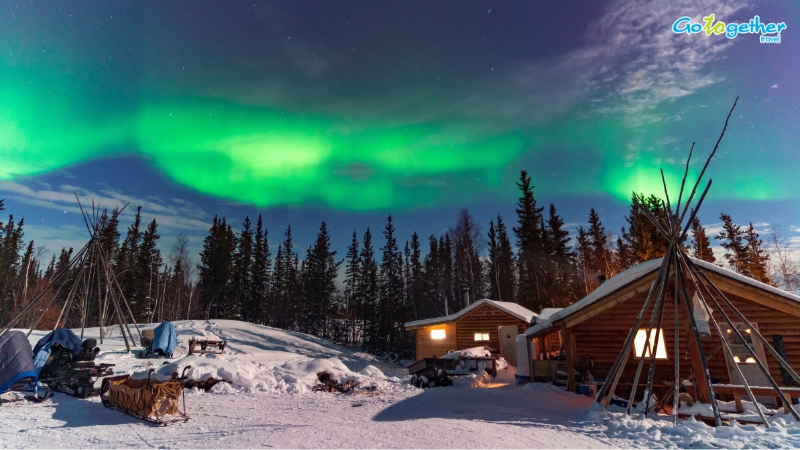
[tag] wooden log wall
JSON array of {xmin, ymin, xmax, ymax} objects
[
  {"xmin": 416, "ymin": 323, "xmax": 457, "ymax": 359},
  {"xmin": 566, "ymin": 271, "xmax": 800, "ymax": 401},
  {"xmin": 454, "ymin": 302, "xmax": 527, "ymax": 351}
]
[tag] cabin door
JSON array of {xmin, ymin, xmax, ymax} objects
[
  {"xmin": 498, "ymin": 325, "xmax": 518, "ymax": 367},
  {"xmin": 722, "ymin": 322, "xmax": 775, "ymax": 405}
]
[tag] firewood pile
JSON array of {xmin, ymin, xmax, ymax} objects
[
  {"xmin": 169, "ymin": 370, "xmax": 229, "ymax": 391},
  {"xmin": 313, "ymin": 371, "xmax": 378, "ymax": 395}
]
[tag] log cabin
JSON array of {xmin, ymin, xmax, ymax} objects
[
  {"xmin": 405, "ymin": 299, "xmax": 537, "ymax": 366},
  {"xmin": 523, "ymin": 257, "xmax": 800, "ymax": 407}
]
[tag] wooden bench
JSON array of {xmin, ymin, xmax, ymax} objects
[{"xmin": 710, "ymin": 384, "xmax": 800, "ymax": 414}]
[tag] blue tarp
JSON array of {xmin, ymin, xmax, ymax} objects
[
  {"xmin": 32, "ymin": 342, "xmax": 56, "ymax": 375},
  {"xmin": 152, "ymin": 322, "xmax": 178, "ymax": 357},
  {"xmin": 0, "ymin": 331, "xmax": 38, "ymax": 394},
  {"xmin": 33, "ymin": 328, "xmax": 82, "ymax": 357}
]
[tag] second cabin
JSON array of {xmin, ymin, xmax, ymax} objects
[{"xmin": 404, "ymin": 299, "xmax": 537, "ymax": 366}]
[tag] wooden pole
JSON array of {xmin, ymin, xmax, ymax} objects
[
  {"xmin": 626, "ymin": 252, "xmax": 671, "ymax": 414},
  {"xmin": 675, "ymin": 255, "xmax": 722, "ymax": 426},
  {"xmin": 641, "ymin": 252, "xmax": 672, "ymax": 417},
  {"xmin": 682, "ymin": 256, "xmax": 800, "ymax": 421},
  {"xmin": 596, "ymin": 256, "xmax": 671, "ymax": 406},
  {"xmin": 680, "ymin": 255, "xmax": 769, "ymax": 426}
]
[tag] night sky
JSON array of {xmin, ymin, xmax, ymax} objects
[{"xmin": 1, "ymin": 1, "xmax": 798, "ymax": 261}]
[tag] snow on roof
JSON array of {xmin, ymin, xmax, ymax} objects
[
  {"xmin": 525, "ymin": 256, "xmax": 800, "ymax": 337},
  {"xmin": 404, "ymin": 298, "xmax": 537, "ymax": 329},
  {"xmin": 536, "ymin": 308, "xmax": 563, "ymax": 323}
]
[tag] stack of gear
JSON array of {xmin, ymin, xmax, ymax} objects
[
  {"xmin": 139, "ymin": 322, "xmax": 178, "ymax": 358},
  {"xmin": 34, "ymin": 328, "xmax": 113, "ymax": 398},
  {"xmin": 101, "ymin": 366, "xmax": 191, "ymax": 425},
  {"xmin": 0, "ymin": 331, "xmax": 50, "ymax": 402}
]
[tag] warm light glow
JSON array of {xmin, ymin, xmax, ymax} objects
[
  {"xmin": 633, "ymin": 329, "xmax": 667, "ymax": 359},
  {"xmin": 745, "ymin": 356, "xmax": 756, "ymax": 364},
  {"xmin": 474, "ymin": 333, "xmax": 490, "ymax": 341},
  {"xmin": 733, "ymin": 356, "xmax": 741, "ymax": 363},
  {"xmin": 431, "ymin": 329, "xmax": 446, "ymax": 340}
]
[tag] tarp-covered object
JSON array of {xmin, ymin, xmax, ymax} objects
[
  {"xmin": 0, "ymin": 331, "xmax": 38, "ymax": 393},
  {"xmin": 152, "ymin": 322, "xmax": 178, "ymax": 357},
  {"xmin": 33, "ymin": 328, "xmax": 82, "ymax": 357}
]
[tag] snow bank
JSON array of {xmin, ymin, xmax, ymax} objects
[
  {"xmin": 130, "ymin": 354, "xmax": 278, "ymax": 392},
  {"xmin": 130, "ymin": 354, "xmax": 413, "ymax": 395},
  {"xmin": 583, "ymin": 400, "xmax": 800, "ymax": 448}
]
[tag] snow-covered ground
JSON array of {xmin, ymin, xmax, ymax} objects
[{"xmin": 2, "ymin": 320, "xmax": 800, "ymax": 448}]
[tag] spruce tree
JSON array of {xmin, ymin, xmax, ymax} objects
[
  {"xmin": 252, "ymin": 215, "xmax": 271, "ymax": 324},
  {"xmin": 302, "ymin": 221, "xmax": 340, "ymax": 338},
  {"xmin": 441, "ymin": 234, "xmax": 455, "ymax": 315},
  {"xmin": 344, "ymin": 231, "xmax": 361, "ymax": 343},
  {"xmin": 0, "ymin": 206, "xmax": 25, "ymax": 322},
  {"xmin": 379, "ymin": 216, "xmax": 403, "ymax": 354},
  {"xmin": 198, "ymin": 216, "xmax": 236, "ymax": 320},
  {"xmin": 233, "ymin": 216, "xmax": 255, "ymax": 322},
  {"xmin": 543, "ymin": 205, "xmax": 574, "ymax": 307},
  {"xmin": 689, "ymin": 216, "xmax": 716, "ymax": 263},
  {"xmin": 587, "ymin": 208, "xmax": 614, "ymax": 279},
  {"xmin": 495, "ymin": 216, "xmax": 517, "ymax": 304},
  {"xmin": 513, "ymin": 170, "xmax": 545, "ymax": 312},
  {"xmin": 621, "ymin": 193, "xmax": 670, "ymax": 265},
  {"xmin": 487, "ymin": 220, "xmax": 501, "ymax": 301},
  {"xmin": 716, "ymin": 213, "xmax": 749, "ymax": 276},
  {"xmin": 134, "ymin": 218, "xmax": 162, "ymax": 322},
  {"xmin": 744, "ymin": 222, "xmax": 770, "ymax": 284},
  {"xmin": 359, "ymin": 228, "xmax": 378, "ymax": 349},
  {"xmin": 408, "ymin": 232, "xmax": 423, "ymax": 320},
  {"xmin": 272, "ymin": 226, "xmax": 298, "ymax": 329}
]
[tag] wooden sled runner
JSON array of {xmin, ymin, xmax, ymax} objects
[
  {"xmin": 101, "ymin": 367, "xmax": 190, "ymax": 426},
  {"xmin": 187, "ymin": 338, "xmax": 226, "ymax": 355}
]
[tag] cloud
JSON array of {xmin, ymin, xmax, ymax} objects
[
  {"xmin": 0, "ymin": 180, "xmax": 215, "ymax": 266},
  {"xmin": 404, "ymin": 0, "xmax": 751, "ymax": 134},
  {"xmin": 0, "ymin": 180, "xmax": 212, "ymax": 234},
  {"xmin": 771, "ymin": 84, "xmax": 779, "ymax": 89}
]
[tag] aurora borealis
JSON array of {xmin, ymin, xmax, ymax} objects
[{"xmin": 1, "ymin": 0, "xmax": 799, "ymax": 255}]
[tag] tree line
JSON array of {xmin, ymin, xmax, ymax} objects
[{"xmin": 0, "ymin": 172, "xmax": 796, "ymax": 357}]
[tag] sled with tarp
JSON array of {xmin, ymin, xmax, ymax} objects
[
  {"xmin": 34, "ymin": 328, "xmax": 114, "ymax": 398},
  {"xmin": 101, "ymin": 366, "xmax": 191, "ymax": 426},
  {"xmin": 0, "ymin": 331, "xmax": 51, "ymax": 403},
  {"xmin": 139, "ymin": 322, "xmax": 178, "ymax": 358}
]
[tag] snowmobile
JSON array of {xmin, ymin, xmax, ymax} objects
[
  {"xmin": 34, "ymin": 329, "xmax": 114, "ymax": 398},
  {"xmin": 0, "ymin": 331, "xmax": 52, "ymax": 404}
]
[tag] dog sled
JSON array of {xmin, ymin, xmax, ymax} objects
[{"xmin": 101, "ymin": 366, "xmax": 191, "ymax": 426}]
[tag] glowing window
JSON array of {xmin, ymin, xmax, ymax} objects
[
  {"xmin": 733, "ymin": 356, "xmax": 757, "ymax": 364},
  {"xmin": 431, "ymin": 329, "xmax": 446, "ymax": 340},
  {"xmin": 633, "ymin": 329, "xmax": 668, "ymax": 359},
  {"xmin": 474, "ymin": 333, "xmax": 490, "ymax": 341}
]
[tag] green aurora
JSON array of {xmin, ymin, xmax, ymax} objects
[{"xmin": 2, "ymin": 83, "xmax": 748, "ymax": 210}]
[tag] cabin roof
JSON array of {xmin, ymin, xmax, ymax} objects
[
  {"xmin": 404, "ymin": 298, "xmax": 537, "ymax": 329},
  {"xmin": 525, "ymin": 256, "xmax": 800, "ymax": 337},
  {"xmin": 536, "ymin": 308, "xmax": 563, "ymax": 323}
]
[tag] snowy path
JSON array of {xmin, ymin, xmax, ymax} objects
[
  {"xmin": 1, "ymin": 384, "xmax": 617, "ymax": 448},
  {"xmin": 3, "ymin": 320, "xmax": 800, "ymax": 448}
]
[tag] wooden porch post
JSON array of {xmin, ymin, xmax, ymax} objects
[
  {"xmin": 562, "ymin": 323, "xmax": 578, "ymax": 393},
  {"xmin": 687, "ymin": 327, "xmax": 711, "ymax": 403}
]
